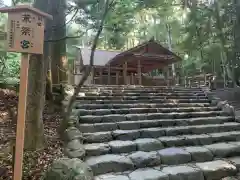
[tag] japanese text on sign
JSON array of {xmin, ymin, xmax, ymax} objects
[{"xmin": 6, "ymin": 10, "xmax": 44, "ymax": 54}]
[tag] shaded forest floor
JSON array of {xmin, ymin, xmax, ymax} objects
[{"xmin": 0, "ymin": 88, "xmax": 64, "ymax": 180}]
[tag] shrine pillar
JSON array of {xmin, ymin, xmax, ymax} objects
[
  {"xmin": 137, "ymin": 60, "xmax": 142, "ymax": 85},
  {"xmin": 100, "ymin": 68, "xmax": 103, "ymax": 84},
  {"xmin": 167, "ymin": 67, "xmax": 170, "ymax": 86},
  {"xmin": 108, "ymin": 64, "xmax": 111, "ymax": 85},
  {"xmin": 91, "ymin": 67, "xmax": 95, "ymax": 84},
  {"xmin": 116, "ymin": 71, "xmax": 119, "ymax": 85},
  {"xmin": 123, "ymin": 62, "xmax": 128, "ymax": 85},
  {"xmin": 131, "ymin": 73, "xmax": 134, "ymax": 85}
]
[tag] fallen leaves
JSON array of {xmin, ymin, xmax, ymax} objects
[{"xmin": 0, "ymin": 89, "xmax": 64, "ymax": 180}]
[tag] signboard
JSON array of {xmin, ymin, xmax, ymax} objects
[
  {"xmin": 0, "ymin": 5, "xmax": 52, "ymax": 180},
  {"xmin": 7, "ymin": 10, "xmax": 45, "ymax": 54}
]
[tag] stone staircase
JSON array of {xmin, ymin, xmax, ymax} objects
[{"xmin": 73, "ymin": 85, "xmax": 240, "ymax": 180}]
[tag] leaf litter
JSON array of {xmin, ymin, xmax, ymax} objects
[{"xmin": 0, "ymin": 88, "xmax": 64, "ymax": 180}]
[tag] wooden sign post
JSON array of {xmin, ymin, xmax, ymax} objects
[{"xmin": 0, "ymin": 5, "xmax": 52, "ymax": 180}]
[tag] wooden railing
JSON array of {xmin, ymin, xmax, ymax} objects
[
  {"xmin": 182, "ymin": 74, "xmax": 213, "ymax": 88},
  {"xmin": 142, "ymin": 74, "xmax": 214, "ymax": 88},
  {"xmin": 71, "ymin": 70, "xmax": 229, "ymax": 89}
]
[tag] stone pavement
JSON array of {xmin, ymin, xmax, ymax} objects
[{"xmin": 68, "ymin": 85, "xmax": 240, "ymax": 180}]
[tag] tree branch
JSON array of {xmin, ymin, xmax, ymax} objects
[
  {"xmin": 64, "ymin": 0, "xmax": 112, "ymax": 122},
  {"xmin": 45, "ymin": 35, "xmax": 83, "ymax": 42},
  {"xmin": 52, "ymin": 8, "xmax": 79, "ymax": 31},
  {"xmin": 11, "ymin": 0, "xmax": 16, "ymax": 6},
  {"xmin": 45, "ymin": 28, "xmax": 91, "ymax": 42},
  {"xmin": 44, "ymin": 7, "xmax": 79, "ymax": 33}
]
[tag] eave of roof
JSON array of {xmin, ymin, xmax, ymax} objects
[{"xmin": 107, "ymin": 39, "xmax": 182, "ymax": 67}]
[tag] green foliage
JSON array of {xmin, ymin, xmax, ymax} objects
[
  {"xmin": 4, "ymin": 53, "xmax": 20, "ymax": 77},
  {"xmin": 2, "ymin": 0, "xmax": 236, "ymax": 82},
  {"xmin": 0, "ymin": 13, "xmax": 20, "ymax": 81}
]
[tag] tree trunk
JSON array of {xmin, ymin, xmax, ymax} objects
[
  {"xmin": 24, "ymin": 0, "xmax": 52, "ymax": 150},
  {"xmin": 24, "ymin": 54, "xmax": 46, "ymax": 150},
  {"xmin": 59, "ymin": 0, "xmax": 113, "ymax": 135},
  {"xmin": 214, "ymin": 1, "xmax": 232, "ymax": 84},
  {"xmin": 233, "ymin": 0, "xmax": 240, "ymax": 85},
  {"xmin": 51, "ymin": 0, "xmax": 67, "ymax": 84},
  {"xmin": 166, "ymin": 23, "xmax": 176, "ymax": 77}
]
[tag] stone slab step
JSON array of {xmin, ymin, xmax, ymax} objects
[
  {"xmin": 81, "ymin": 85, "xmax": 201, "ymax": 88},
  {"xmin": 83, "ymin": 124, "xmax": 240, "ymax": 156},
  {"xmin": 81, "ymin": 92, "xmax": 206, "ymax": 97},
  {"xmin": 79, "ymin": 111, "xmax": 226, "ymax": 124},
  {"xmin": 221, "ymin": 177, "xmax": 240, "ymax": 180},
  {"xmin": 75, "ymin": 95, "xmax": 207, "ymax": 100},
  {"xmin": 76, "ymin": 99, "xmax": 210, "ymax": 104},
  {"xmin": 75, "ymin": 107, "xmax": 220, "ymax": 116},
  {"xmin": 79, "ymin": 87, "xmax": 203, "ymax": 91},
  {"xmin": 74, "ymin": 103, "xmax": 212, "ymax": 110},
  {"xmin": 86, "ymin": 142, "xmax": 240, "ymax": 176},
  {"xmin": 94, "ymin": 160, "xmax": 237, "ymax": 180},
  {"xmin": 79, "ymin": 90, "xmax": 205, "ymax": 95},
  {"xmin": 80, "ymin": 85, "xmax": 200, "ymax": 88},
  {"xmin": 81, "ymin": 86, "xmax": 202, "ymax": 92},
  {"xmin": 78, "ymin": 116, "xmax": 234, "ymax": 133},
  {"xmin": 79, "ymin": 86, "xmax": 202, "ymax": 91},
  {"xmin": 83, "ymin": 123, "xmax": 240, "ymax": 143}
]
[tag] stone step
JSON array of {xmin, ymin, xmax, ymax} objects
[
  {"xmin": 79, "ymin": 89, "xmax": 204, "ymax": 94},
  {"xmin": 86, "ymin": 141, "xmax": 240, "ymax": 176},
  {"xmin": 80, "ymin": 86, "xmax": 202, "ymax": 91},
  {"xmin": 79, "ymin": 111, "xmax": 226, "ymax": 124},
  {"xmin": 80, "ymin": 84, "xmax": 200, "ymax": 88},
  {"xmin": 75, "ymin": 107, "xmax": 220, "ymax": 116},
  {"xmin": 94, "ymin": 159, "xmax": 237, "ymax": 180},
  {"xmin": 81, "ymin": 92, "xmax": 206, "ymax": 97},
  {"xmin": 75, "ymin": 95, "xmax": 207, "ymax": 100},
  {"xmin": 83, "ymin": 123, "xmax": 240, "ymax": 156},
  {"xmin": 78, "ymin": 116, "xmax": 234, "ymax": 133},
  {"xmin": 78, "ymin": 86, "xmax": 202, "ymax": 90},
  {"xmin": 74, "ymin": 103, "xmax": 212, "ymax": 110},
  {"xmin": 81, "ymin": 85, "xmax": 200, "ymax": 88},
  {"xmin": 83, "ymin": 123, "xmax": 240, "ymax": 143},
  {"xmin": 75, "ymin": 99, "xmax": 210, "ymax": 104}
]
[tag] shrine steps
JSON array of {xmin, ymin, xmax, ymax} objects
[{"xmin": 71, "ymin": 85, "xmax": 240, "ymax": 180}]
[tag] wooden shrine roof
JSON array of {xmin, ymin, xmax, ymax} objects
[
  {"xmin": 106, "ymin": 39, "xmax": 182, "ymax": 73},
  {"xmin": 74, "ymin": 46, "xmax": 120, "ymax": 66}
]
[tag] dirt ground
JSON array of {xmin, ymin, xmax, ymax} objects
[{"xmin": 0, "ymin": 88, "xmax": 64, "ymax": 180}]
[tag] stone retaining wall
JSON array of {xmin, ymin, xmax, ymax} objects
[{"xmin": 201, "ymin": 87, "xmax": 235, "ymax": 117}]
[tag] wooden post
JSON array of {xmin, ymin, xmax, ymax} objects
[
  {"xmin": 0, "ymin": 6, "xmax": 53, "ymax": 180},
  {"xmin": 189, "ymin": 77, "xmax": 191, "ymax": 88},
  {"xmin": 91, "ymin": 67, "xmax": 95, "ymax": 84},
  {"xmin": 100, "ymin": 68, "xmax": 103, "ymax": 84},
  {"xmin": 204, "ymin": 74, "xmax": 207, "ymax": 86},
  {"xmin": 137, "ymin": 60, "xmax": 142, "ymax": 85},
  {"xmin": 13, "ymin": 53, "xmax": 30, "ymax": 180},
  {"xmin": 176, "ymin": 74, "xmax": 180, "ymax": 86},
  {"xmin": 131, "ymin": 73, "xmax": 134, "ymax": 85},
  {"xmin": 123, "ymin": 62, "xmax": 127, "ymax": 85},
  {"xmin": 108, "ymin": 64, "xmax": 111, "ymax": 85},
  {"xmin": 116, "ymin": 71, "xmax": 119, "ymax": 85},
  {"xmin": 184, "ymin": 76, "xmax": 187, "ymax": 87},
  {"xmin": 167, "ymin": 67, "xmax": 170, "ymax": 87}
]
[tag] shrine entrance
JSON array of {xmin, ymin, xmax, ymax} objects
[{"xmin": 73, "ymin": 39, "xmax": 182, "ymax": 86}]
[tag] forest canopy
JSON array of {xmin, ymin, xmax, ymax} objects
[{"xmin": 0, "ymin": 0, "xmax": 239, "ymax": 83}]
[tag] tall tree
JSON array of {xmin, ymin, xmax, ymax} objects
[
  {"xmin": 24, "ymin": 0, "xmax": 50, "ymax": 150},
  {"xmin": 60, "ymin": 0, "xmax": 116, "ymax": 134},
  {"xmin": 233, "ymin": 0, "xmax": 240, "ymax": 85},
  {"xmin": 50, "ymin": 0, "xmax": 67, "ymax": 84}
]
